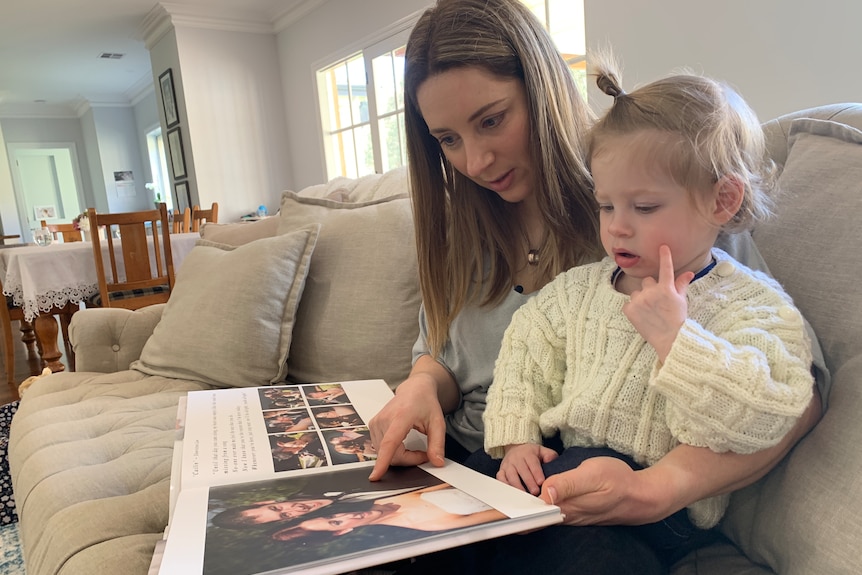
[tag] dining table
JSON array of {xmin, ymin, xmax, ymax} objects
[{"xmin": 1, "ymin": 232, "xmax": 201, "ymax": 373}]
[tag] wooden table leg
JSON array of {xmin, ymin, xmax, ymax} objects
[{"xmin": 33, "ymin": 313, "xmax": 65, "ymax": 373}]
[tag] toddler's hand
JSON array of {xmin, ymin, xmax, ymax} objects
[
  {"xmin": 623, "ymin": 245, "xmax": 693, "ymax": 361},
  {"xmin": 498, "ymin": 443, "xmax": 559, "ymax": 495}
]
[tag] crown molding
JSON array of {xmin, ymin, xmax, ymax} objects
[
  {"xmin": 0, "ymin": 102, "xmax": 79, "ymax": 119},
  {"xmin": 142, "ymin": 5, "xmax": 173, "ymax": 50},
  {"xmin": 272, "ymin": 0, "xmax": 328, "ymax": 33},
  {"xmin": 142, "ymin": 0, "xmax": 326, "ymax": 46}
]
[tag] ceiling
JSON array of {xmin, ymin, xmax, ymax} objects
[{"xmin": 0, "ymin": 0, "xmax": 321, "ymax": 118}]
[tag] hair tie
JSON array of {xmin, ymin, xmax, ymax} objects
[{"xmin": 597, "ymin": 75, "xmax": 625, "ymax": 98}]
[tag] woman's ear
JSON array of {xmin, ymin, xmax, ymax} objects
[{"xmin": 712, "ymin": 175, "xmax": 744, "ymax": 224}]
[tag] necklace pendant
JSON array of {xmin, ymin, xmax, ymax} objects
[{"xmin": 527, "ymin": 249, "xmax": 540, "ymax": 265}]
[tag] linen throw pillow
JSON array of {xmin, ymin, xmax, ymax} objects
[
  {"xmin": 276, "ymin": 190, "xmax": 420, "ymax": 389},
  {"xmin": 132, "ymin": 224, "xmax": 320, "ymax": 388},
  {"xmin": 200, "ymin": 216, "xmax": 279, "ymax": 246},
  {"xmin": 720, "ymin": 117, "xmax": 862, "ymax": 575}
]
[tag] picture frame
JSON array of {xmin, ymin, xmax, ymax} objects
[
  {"xmin": 174, "ymin": 181, "xmax": 192, "ymax": 213},
  {"xmin": 34, "ymin": 205, "xmax": 57, "ymax": 220},
  {"xmin": 167, "ymin": 127, "xmax": 187, "ymax": 180},
  {"xmin": 159, "ymin": 68, "xmax": 180, "ymax": 128}
]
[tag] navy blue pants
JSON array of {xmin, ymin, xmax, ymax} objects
[
  {"xmin": 463, "ymin": 442, "xmax": 715, "ymax": 567},
  {"xmin": 394, "ymin": 436, "xmax": 714, "ymax": 575}
]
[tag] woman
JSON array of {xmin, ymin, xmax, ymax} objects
[
  {"xmin": 272, "ymin": 484, "xmax": 504, "ymax": 541},
  {"xmin": 368, "ymin": 0, "xmax": 823, "ymax": 572}
]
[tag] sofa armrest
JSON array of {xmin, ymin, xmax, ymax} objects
[{"xmin": 68, "ymin": 304, "xmax": 165, "ymax": 373}]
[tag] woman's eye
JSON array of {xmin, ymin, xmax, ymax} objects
[
  {"xmin": 438, "ymin": 135, "xmax": 457, "ymax": 148},
  {"xmin": 482, "ymin": 114, "xmax": 503, "ymax": 129},
  {"xmin": 635, "ymin": 205, "xmax": 659, "ymax": 213},
  {"xmin": 597, "ymin": 205, "xmax": 613, "ymax": 213}
]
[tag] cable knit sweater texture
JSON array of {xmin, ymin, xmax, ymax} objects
[{"xmin": 484, "ymin": 249, "xmax": 814, "ymax": 528}]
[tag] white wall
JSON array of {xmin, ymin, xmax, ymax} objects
[
  {"xmin": 0, "ymin": 125, "xmax": 20, "ymax": 238},
  {"xmin": 584, "ymin": 0, "xmax": 862, "ymax": 121},
  {"xmin": 1, "ymin": 116, "xmax": 98, "ymax": 227},
  {"xmin": 133, "ymin": 89, "xmax": 160, "ymax": 193},
  {"xmin": 90, "ymin": 106, "xmax": 151, "ymax": 213},
  {"xmin": 173, "ymin": 26, "xmax": 292, "ymax": 222},
  {"xmin": 277, "ymin": 0, "xmax": 433, "ymax": 189}
]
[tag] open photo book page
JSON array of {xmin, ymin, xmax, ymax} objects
[
  {"xmin": 179, "ymin": 380, "xmax": 395, "ymax": 492},
  {"xmin": 158, "ymin": 380, "xmax": 563, "ymax": 575}
]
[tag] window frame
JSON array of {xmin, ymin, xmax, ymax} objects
[
  {"xmin": 313, "ymin": 15, "xmax": 417, "ymax": 180},
  {"xmin": 313, "ymin": 2, "xmax": 585, "ymax": 180}
]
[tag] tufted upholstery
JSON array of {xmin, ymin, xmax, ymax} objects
[{"xmin": 9, "ymin": 370, "xmax": 212, "ymax": 574}]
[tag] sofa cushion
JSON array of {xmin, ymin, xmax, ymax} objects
[
  {"xmin": 199, "ymin": 216, "xmax": 280, "ymax": 246},
  {"xmin": 290, "ymin": 165, "xmax": 408, "ymax": 203},
  {"xmin": 9, "ymin": 370, "xmax": 214, "ymax": 575},
  {"xmin": 754, "ymin": 118, "xmax": 862, "ymax": 382},
  {"xmin": 720, "ymin": 118, "xmax": 862, "ymax": 574},
  {"xmin": 720, "ymin": 355, "xmax": 862, "ymax": 575},
  {"xmin": 276, "ymin": 189, "xmax": 420, "ymax": 389},
  {"xmin": 132, "ymin": 225, "xmax": 320, "ymax": 388}
]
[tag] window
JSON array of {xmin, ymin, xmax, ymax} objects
[
  {"xmin": 317, "ymin": 30, "xmax": 408, "ymax": 180},
  {"xmin": 146, "ymin": 127, "xmax": 174, "ymax": 211},
  {"xmin": 521, "ymin": 0, "xmax": 587, "ymax": 97},
  {"xmin": 316, "ymin": 1, "xmax": 584, "ymax": 180}
]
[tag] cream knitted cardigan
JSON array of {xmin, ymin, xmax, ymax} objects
[{"xmin": 484, "ymin": 249, "xmax": 814, "ymax": 528}]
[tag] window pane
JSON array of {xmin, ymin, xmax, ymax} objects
[
  {"xmin": 334, "ymin": 62, "xmax": 352, "ymax": 130},
  {"xmin": 324, "ymin": 131, "xmax": 345, "ymax": 180},
  {"xmin": 372, "ymin": 47, "xmax": 406, "ymax": 116},
  {"xmin": 378, "ymin": 113, "xmax": 405, "ymax": 173},
  {"xmin": 373, "ymin": 52, "xmax": 397, "ymax": 115},
  {"xmin": 346, "ymin": 56, "xmax": 368, "ymax": 124},
  {"xmin": 521, "ymin": 0, "xmax": 547, "ymax": 26},
  {"xmin": 354, "ymin": 124, "xmax": 375, "ymax": 177},
  {"xmin": 548, "ymin": 0, "xmax": 585, "ymax": 56},
  {"xmin": 342, "ymin": 129, "xmax": 358, "ymax": 178},
  {"xmin": 394, "ymin": 46, "xmax": 405, "ymax": 110}
]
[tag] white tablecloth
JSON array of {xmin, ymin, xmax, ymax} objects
[{"xmin": 1, "ymin": 232, "xmax": 200, "ymax": 321}]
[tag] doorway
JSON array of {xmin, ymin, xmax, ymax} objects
[{"xmin": 7, "ymin": 143, "xmax": 85, "ymax": 243}]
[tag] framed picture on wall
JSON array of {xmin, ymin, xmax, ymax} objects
[
  {"xmin": 175, "ymin": 181, "xmax": 192, "ymax": 213},
  {"xmin": 34, "ymin": 205, "xmax": 57, "ymax": 220},
  {"xmin": 167, "ymin": 127, "xmax": 187, "ymax": 180},
  {"xmin": 159, "ymin": 68, "xmax": 180, "ymax": 128}
]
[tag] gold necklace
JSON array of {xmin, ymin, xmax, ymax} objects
[{"xmin": 522, "ymin": 227, "xmax": 546, "ymax": 266}]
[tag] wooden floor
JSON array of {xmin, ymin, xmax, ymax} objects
[{"xmin": 1, "ymin": 322, "xmax": 71, "ymax": 404}]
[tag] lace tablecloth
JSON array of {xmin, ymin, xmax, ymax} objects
[{"xmin": 0, "ymin": 233, "xmax": 200, "ymax": 322}]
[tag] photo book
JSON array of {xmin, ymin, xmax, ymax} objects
[{"xmin": 155, "ymin": 379, "xmax": 562, "ymax": 575}]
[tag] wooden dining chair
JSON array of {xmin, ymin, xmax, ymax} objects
[
  {"xmin": 87, "ymin": 203, "xmax": 175, "ymax": 310},
  {"xmin": 1, "ymin": 277, "xmax": 77, "ymax": 400},
  {"xmin": 171, "ymin": 207, "xmax": 191, "ymax": 234},
  {"xmin": 40, "ymin": 220, "xmax": 83, "ymax": 242},
  {"xmin": 191, "ymin": 202, "xmax": 218, "ymax": 232}
]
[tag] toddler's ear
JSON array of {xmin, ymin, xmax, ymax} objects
[{"xmin": 712, "ymin": 175, "xmax": 744, "ymax": 224}]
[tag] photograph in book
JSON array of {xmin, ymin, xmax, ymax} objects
[
  {"xmin": 178, "ymin": 380, "xmax": 393, "ymax": 490},
  {"xmin": 157, "ymin": 380, "xmax": 563, "ymax": 575},
  {"xmin": 202, "ymin": 465, "xmax": 506, "ymax": 575}
]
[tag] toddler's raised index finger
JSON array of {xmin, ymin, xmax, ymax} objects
[{"xmin": 658, "ymin": 245, "xmax": 675, "ymax": 285}]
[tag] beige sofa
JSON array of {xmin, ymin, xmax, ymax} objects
[{"xmin": 9, "ymin": 103, "xmax": 862, "ymax": 575}]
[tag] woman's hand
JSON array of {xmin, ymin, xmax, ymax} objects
[
  {"xmin": 539, "ymin": 388, "xmax": 822, "ymax": 526},
  {"xmin": 538, "ymin": 456, "xmax": 669, "ymax": 526},
  {"xmin": 368, "ymin": 356, "xmax": 459, "ymax": 481},
  {"xmin": 499, "ymin": 443, "xmax": 559, "ymax": 495}
]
